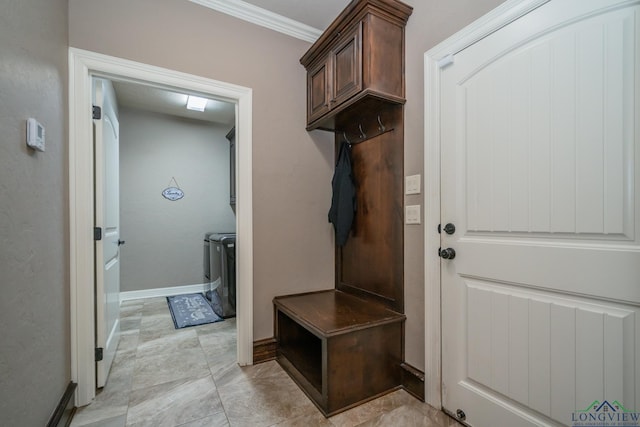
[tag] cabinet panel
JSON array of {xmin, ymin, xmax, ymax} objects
[
  {"xmin": 332, "ymin": 24, "xmax": 362, "ymax": 106},
  {"xmin": 307, "ymin": 60, "xmax": 331, "ymax": 123},
  {"xmin": 335, "ymin": 103, "xmax": 404, "ymax": 312}
]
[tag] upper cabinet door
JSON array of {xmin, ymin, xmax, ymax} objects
[
  {"xmin": 307, "ymin": 59, "xmax": 332, "ymax": 124},
  {"xmin": 331, "ymin": 23, "xmax": 362, "ymax": 107}
]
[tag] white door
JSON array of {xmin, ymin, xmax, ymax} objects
[
  {"xmin": 440, "ymin": 1, "xmax": 640, "ymax": 426},
  {"xmin": 93, "ymin": 78, "xmax": 121, "ymax": 388}
]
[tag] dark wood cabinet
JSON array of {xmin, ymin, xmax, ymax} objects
[
  {"xmin": 272, "ymin": 0, "xmax": 412, "ymax": 417},
  {"xmin": 274, "ymin": 290, "xmax": 405, "ymax": 416},
  {"xmin": 307, "ymin": 24, "xmax": 362, "ymax": 125},
  {"xmin": 301, "ymin": 0, "xmax": 411, "ymax": 130}
]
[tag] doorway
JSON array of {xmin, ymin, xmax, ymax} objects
[{"xmin": 69, "ymin": 48, "xmax": 254, "ymax": 406}]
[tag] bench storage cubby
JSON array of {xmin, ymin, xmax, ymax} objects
[{"xmin": 274, "ymin": 290, "xmax": 405, "ymax": 416}]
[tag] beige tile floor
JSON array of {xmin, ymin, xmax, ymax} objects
[{"xmin": 70, "ymin": 297, "xmax": 462, "ymax": 427}]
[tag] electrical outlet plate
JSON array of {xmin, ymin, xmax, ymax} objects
[
  {"xmin": 405, "ymin": 174, "xmax": 420, "ymax": 195},
  {"xmin": 406, "ymin": 205, "xmax": 421, "ymax": 224}
]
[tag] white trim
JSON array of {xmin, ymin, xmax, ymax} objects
[
  {"xmin": 423, "ymin": 47, "xmax": 442, "ymax": 410},
  {"xmin": 189, "ymin": 0, "xmax": 322, "ymax": 43},
  {"xmin": 423, "ymin": 0, "xmax": 550, "ymax": 410},
  {"xmin": 69, "ymin": 48, "xmax": 254, "ymax": 407},
  {"xmin": 428, "ymin": 0, "xmax": 550, "ymax": 63},
  {"xmin": 119, "ymin": 283, "xmax": 211, "ymax": 302}
]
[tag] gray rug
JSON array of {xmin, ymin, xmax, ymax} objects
[{"xmin": 166, "ymin": 293, "xmax": 224, "ymax": 329}]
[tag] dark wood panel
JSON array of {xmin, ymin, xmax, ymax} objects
[
  {"xmin": 401, "ymin": 362, "xmax": 425, "ymax": 401},
  {"xmin": 274, "ymin": 290, "xmax": 404, "ymax": 336},
  {"xmin": 253, "ymin": 337, "xmax": 277, "ymax": 364},
  {"xmin": 363, "ymin": 14, "xmax": 405, "ymax": 98},
  {"xmin": 332, "ymin": 23, "xmax": 362, "ymax": 105},
  {"xmin": 326, "ymin": 322, "xmax": 403, "ymax": 414},
  {"xmin": 335, "ymin": 102, "xmax": 404, "ymax": 312},
  {"xmin": 308, "ymin": 60, "xmax": 331, "ymax": 123}
]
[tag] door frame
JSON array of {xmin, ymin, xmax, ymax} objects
[
  {"xmin": 69, "ymin": 48, "xmax": 254, "ymax": 406},
  {"xmin": 423, "ymin": 0, "xmax": 550, "ymax": 409}
]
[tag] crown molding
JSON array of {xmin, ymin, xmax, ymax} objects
[{"xmin": 189, "ymin": 0, "xmax": 322, "ymax": 43}]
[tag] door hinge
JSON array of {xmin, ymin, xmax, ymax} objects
[
  {"xmin": 94, "ymin": 227, "xmax": 102, "ymax": 241},
  {"xmin": 95, "ymin": 347, "xmax": 104, "ymax": 362},
  {"xmin": 437, "ymin": 53, "xmax": 455, "ymax": 69},
  {"xmin": 92, "ymin": 105, "xmax": 102, "ymax": 120}
]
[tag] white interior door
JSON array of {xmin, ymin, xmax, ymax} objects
[
  {"xmin": 440, "ymin": 1, "xmax": 640, "ymax": 426},
  {"xmin": 93, "ymin": 78, "xmax": 121, "ymax": 388}
]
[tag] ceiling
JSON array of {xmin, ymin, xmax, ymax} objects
[
  {"xmin": 112, "ymin": 1, "xmax": 352, "ymax": 124},
  {"xmin": 112, "ymin": 80, "xmax": 235, "ymax": 125}
]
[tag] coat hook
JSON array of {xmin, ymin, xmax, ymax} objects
[
  {"xmin": 343, "ymin": 131, "xmax": 351, "ymax": 145},
  {"xmin": 358, "ymin": 124, "xmax": 366, "ymax": 139},
  {"xmin": 377, "ymin": 115, "xmax": 386, "ymax": 132}
]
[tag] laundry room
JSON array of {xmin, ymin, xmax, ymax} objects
[{"xmin": 115, "ymin": 81, "xmax": 237, "ymax": 300}]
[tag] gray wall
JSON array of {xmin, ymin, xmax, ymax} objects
[
  {"xmin": 68, "ymin": 0, "xmax": 507, "ymax": 368},
  {"xmin": 119, "ymin": 107, "xmax": 236, "ymax": 292},
  {"xmin": 402, "ymin": 0, "xmax": 506, "ymax": 370},
  {"xmin": 0, "ymin": 0, "xmax": 70, "ymax": 424},
  {"xmin": 69, "ymin": 0, "xmax": 336, "ymax": 341}
]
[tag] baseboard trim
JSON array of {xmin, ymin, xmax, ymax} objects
[
  {"xmin": 120, "ymin": 283, "xmax": 210, "ymax": 302},
  {"xmin": 47, "ymin": 382, "xmax": 77, "ymax": 427},
  {"xmin": 401, "ymin": 362, "xmax": 425, "ymax": 401},
  {"xmin": 253, "ymin": 337, "xmax": 277, "ymax": 364}
]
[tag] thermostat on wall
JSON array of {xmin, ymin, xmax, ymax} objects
[{"xmin": 26, "ymin": 118, "xmax": 45, "ymax": 152}]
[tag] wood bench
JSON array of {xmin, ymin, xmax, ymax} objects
[{"xmin": 273, "ymin": 289, "xmax": 405, "ymax": 417}]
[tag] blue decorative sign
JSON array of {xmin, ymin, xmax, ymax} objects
[{"xmin": 162, "ymin": 186, "xmax": 184, "ymax": 201}]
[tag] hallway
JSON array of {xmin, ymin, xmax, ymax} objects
[{"xmin": 71, "ymin": 297, "xmax": 460, "ymax": 426}]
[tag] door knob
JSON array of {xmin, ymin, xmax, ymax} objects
[
  {"xmin": 439, "ymin": 248, "xmax": 456, "ymax": 259},
  {"xmin": 437, "ymin": 223, "xmax": 456, "ymax": 234},
  {"xmin": 117, "ymin": 240, "xmax": 126, "ymax": 246}
]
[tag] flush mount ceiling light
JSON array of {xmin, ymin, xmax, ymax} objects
[{"xmin": 186, "ymin": 95, "xmax": 208, "ymax": 111}]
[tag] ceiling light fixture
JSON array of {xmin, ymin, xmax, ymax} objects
[{"xmin": 186, "ymin": 95, "xmax": 208, "ymax": 111}]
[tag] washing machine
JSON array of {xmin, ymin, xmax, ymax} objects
[
  {"xmin": 208, "ymin": 233, "xmax": 236, "ymax": 318},
  {"xmin": 203, "ymin": 231, "xmax": 217, "ymax": 283}
]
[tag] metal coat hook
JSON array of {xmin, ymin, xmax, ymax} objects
[
  {"xmin": 333, "ymin": 112, "xmax": 394, "ymax": 146},
  {"xmin": 358, "ymin": 124, "xmax": 367, "ymax": 140}
]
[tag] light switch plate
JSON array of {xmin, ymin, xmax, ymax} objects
[
  {"xmin": 405, "ymin": 174, "xmax": 420, "ymax": 195},
  {"xmin": 406, "ymin": 205, "xmax": 421, "ymax": 224},
  {"xmin": 26, "ymin": 118, "xmax": 45, "ymax": 152}
]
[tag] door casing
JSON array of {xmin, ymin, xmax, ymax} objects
[
  {"xmin": 69, "ymin": 48, "xmax": 254, "ymax": 406},
  {"xmin": 423, "ymin": 0, "xmax": 551, "ymax": 409}
]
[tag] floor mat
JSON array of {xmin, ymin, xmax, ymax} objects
[{"xmin": 166, "ymin": 293, "xmax": 224, "ymax": 329}]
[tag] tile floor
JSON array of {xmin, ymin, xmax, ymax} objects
[{"xmin": 70, "ymin": 297, "xmax": 462, "ymax": 427}]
